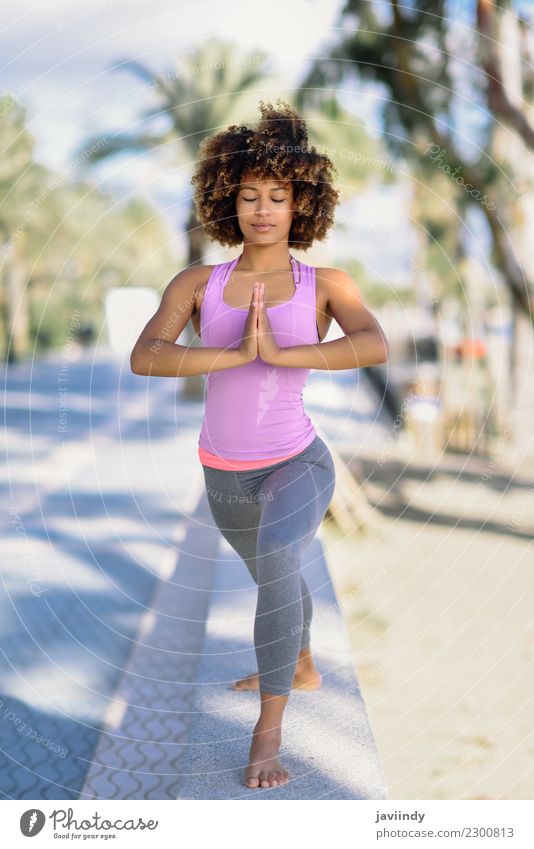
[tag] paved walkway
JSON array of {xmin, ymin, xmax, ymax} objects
[
  {"xmin": 1, "ymin": 348, "xmax": 389, "ymax": 799},
  {"xmin": 172, "ymin": 532, "xmax": 386, "ymax": 799}
]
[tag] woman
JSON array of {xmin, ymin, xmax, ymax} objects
[{"xmin": 130, "ymin": 99, "xmax": 389, "ymax": 790}]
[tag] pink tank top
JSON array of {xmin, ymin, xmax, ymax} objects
[{"xmin": 197, "ymin": 253, "xmax": 320, "ymax": 467}]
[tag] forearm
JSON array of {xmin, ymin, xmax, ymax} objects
[
  {"xmin": 130, "ymin": 339, "xmax": 248, "ymax": 377},
  {"xmin": 275, "ymin": 330, "xmax": 389, "ymax": 370}
]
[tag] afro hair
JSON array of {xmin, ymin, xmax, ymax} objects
[{"xmin": 190, "ymin": 98, "xmax": 340, "ymax": 251}]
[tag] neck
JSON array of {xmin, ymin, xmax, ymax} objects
[{"xmin": 237, "ymin": 243, "xmax": 292, "ymax": 273}]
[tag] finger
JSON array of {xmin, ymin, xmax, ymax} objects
[{"xmin": 253, "ymin": 284, "xmax": 260, "ymax": 329}]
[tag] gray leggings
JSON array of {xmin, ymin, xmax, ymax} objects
[{"xmin": 201, "ymin": 434, "xmax": 336, "ymax": 696}]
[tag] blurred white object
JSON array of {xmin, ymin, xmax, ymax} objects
[{"xmin": 104, "ymin": 287, "xmax": 159, "ymax": 357}]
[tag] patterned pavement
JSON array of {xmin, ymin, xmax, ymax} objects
[
  {"xmin": 174, "ymin": 534, "xmax": 387, "ymax": 799},
  {"xmin": 1, "ymin": 348, "xmax": 389, "ymax": 800}
]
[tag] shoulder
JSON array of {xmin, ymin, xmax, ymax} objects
[
  {"xmin": 167, "ymin": 263, "xmax": 216, "ymax": 287},
  {"xmin": 162, "ymin": 263, "xmax": 216, "ymax": 304},
  {"xmin": 314, "ymin": 267, "xmax": 359, "ymax": 290},
  {"xmin": 313, "ymin": 267, "xmax": 361, "ymax": 312},
  {"xmin": 150, "ymin": 264, "xmax": 218, "ymax": 322},
  {"xmin": 174, "ymin": 263, "xmax": 221, "ymax": 314}
]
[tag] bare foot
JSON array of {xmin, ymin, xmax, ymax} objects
[
  {"xmin": 232, "ymin": 654, "xmax": 322, "ymax": 692},
  {"xmin": 244, "ymin": 722, "xmax": 289, "ymax": 789}
]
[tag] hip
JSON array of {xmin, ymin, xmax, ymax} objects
[{"xmin": 201, "ymin": 433, "xmax": 335, "ymax": 487}]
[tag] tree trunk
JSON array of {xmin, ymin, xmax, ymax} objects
[{"xmin": 2, "ymin": 246, "xmax": 30, "ymax": 363}]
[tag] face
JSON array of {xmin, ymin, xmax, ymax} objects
[{"xmin": 235, "ymin": 174, "xmax": 294, "ymax": 243}]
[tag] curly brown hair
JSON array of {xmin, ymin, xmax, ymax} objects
[{"xmin": 190, "ymin": 98, "xmax": 340, "ymax": 251}]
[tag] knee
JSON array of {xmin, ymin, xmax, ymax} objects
[{"xmin": 255, "ymin": 530, "xmax": 307, "ymax": 592}]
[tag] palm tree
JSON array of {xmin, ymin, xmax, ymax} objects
[
  {"xmin": 74, "ymin": 37, "xmax": 269, "ymax": 397},
  {"xmin": 0, "ymin": 97, "xmax": 59, "ymax": 362}
]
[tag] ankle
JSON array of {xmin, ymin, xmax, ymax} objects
[{"xmin": 297, "ymin": 649, "xmax": 315, "ymax": 668}]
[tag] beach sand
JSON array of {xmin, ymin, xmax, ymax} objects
[{"xmin": 322, "ymin": 447, "xmax": 534, "ymax": 800}]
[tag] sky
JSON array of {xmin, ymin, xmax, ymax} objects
[
  {"xmin": 2, "ymin": 1, "xmax": 401, "ymax": 256},
  {"xmin": 2, "ymin": 0, "xmax": 352, "ymax": 171},
  {"xmin": 0, "ymin": 2, "xmax": 386, "ymax": 268},
  {"xmin": 3, "ymin": 0, "xmax": 521, "ymax": 283}
]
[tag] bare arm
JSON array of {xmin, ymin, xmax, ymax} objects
[
  {"xmin": 130, "ymin": 267, "xmax": 257, "ymax": 377},
  {"xmin": 272, "ymin": 268, "xmax": 389, "ymax": 370}
]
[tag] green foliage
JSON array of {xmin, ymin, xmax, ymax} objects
[
  {"xmin": 0, "ymin": 97, "xmax": 176, "ymax": 359},
  {"xmin": 296, "ymin": 0, "xmax": 532, "ymax": 316},
  {"xmin": 342, "ymin": 258, "xmax": 413, "ymax": 307}
]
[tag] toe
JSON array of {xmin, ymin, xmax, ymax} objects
[
  {"xmin": 246, "ymin": 774, "xmax": 259, "ymax": 788},
  {"xmin": 268, "ymin": 772, "xmax": 277, "ymax": 786}
]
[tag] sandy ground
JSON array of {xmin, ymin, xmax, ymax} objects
[{"xmin": 322, "ymin": 442, "xmax": 534, "ymax": 800}]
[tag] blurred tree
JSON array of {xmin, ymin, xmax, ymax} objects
[
  {"xmin": 296, "ymin": 0, "xmax": 534, "ymax": 437},
  {"xmin": 476, "ymin": 0, "xmax": 534, "ymax": 418},
  {"xmin": 293, "ymin": 93, "xmax": 396, "ymax": 201},
  {"xmin": 296, "ymin": 0, "xmax": 533, "ymax": 316},
  {"xmin": 75, "ymin": 37, "xmax": 270, "ymax": 398},
  {"xmin": 0, "ymin": 97, "xmax": 50, "ymax": 361},
  {"xmin": 30, "ymin": 184, "xmax": 174, "ymax": 350},
  {"xmin": 0, "ymin": 96, "xmax": 174, "ymax": 360},
  {"xmin": 477, "ymin": 0, "xmax": 534, "ymax": 150}
]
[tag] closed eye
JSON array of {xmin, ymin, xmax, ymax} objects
[{"xmin": 243, "ymin": 197, "xmax": 285, "ymax": 203}]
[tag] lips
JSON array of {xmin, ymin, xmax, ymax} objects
[{"xmin": 252, "ymin": 224, "xmax": 273, "ymax": 229}]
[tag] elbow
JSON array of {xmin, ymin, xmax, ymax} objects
[
  {"xmin": 376, "ymin": 332, "xmax": 390, "ymax": 365},
  {"xmin": 358, "ymin": 326, "xmax": 390, "ymax": 366},
  {"xmin": 130, "ymin": 344, "xmax": 149, "ymax": 375}
]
